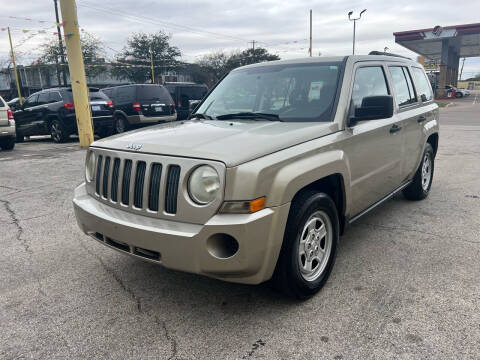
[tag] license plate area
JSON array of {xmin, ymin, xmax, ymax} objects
[{"xmin": 91, "ymin": 105, "xmax": 101, "ymax": 111}]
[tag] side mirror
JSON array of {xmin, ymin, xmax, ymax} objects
[
  {"xmin": 420, "ymin": 94, "xmax": 427, "ymax": 102},
  {"xmin": 349, "ymin": 95, "xmax": 393, "ymax": 126}
]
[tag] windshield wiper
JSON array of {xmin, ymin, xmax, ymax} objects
[
  {"xmin": 190, "ymin": 113, "xmax": 212, "ymax": 120},
  {"xmin": 216, "ymin": 112, "xmax": 281, "ymax": 121}
]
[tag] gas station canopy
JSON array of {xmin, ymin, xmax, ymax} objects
[{"xmin": 394, "ymin": 23, "xmax": 480, "ymax": 97}]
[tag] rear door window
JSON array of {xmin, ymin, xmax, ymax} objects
[
  {"xmin": 137, "ymin": 85, "xmax": 173, "ymax": 103},
  {"xmin": 37, "ymin": 92, "xmax": 50, "ymax": 105},
  {"xmin": 412, "ymin": 67, "xmax": 433, "ymax": 101},
  {"xmin": 389, "ymin": 66, "xmax": 417, "ymax": 106},
  {"xmin": 351, "ymin": 66, "xmax": 389, "ymax": 108}
]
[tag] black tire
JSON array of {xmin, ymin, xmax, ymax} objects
[
  {"xmin": 98, "ymin": 126, "xmax": 114, "ymax": 139},
  {"xmin": 114, "ymin": 115, "xmax": 129, "ymax": 134},
  {"xmin": 403, "ymin": 143, "xmax": 434, "ymax": 201},
  {"xmin": 50, "ymin": 119, "xmax": 69, "ymax": 143},
  {"xmin": 272, "ymin": 190, "xmax": 339, "ymax": 299},
  {"xmin": 16, "ymin": 133, "xmax": 24, "ymax": 143},
  {"xmin": 0, "ymin": 137, "xmax": 15, "ymax": 150}
]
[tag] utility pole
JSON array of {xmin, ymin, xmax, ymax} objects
[
  {"xmin": 249, "ymin": 40, "xmax": 256, "ymax": 62},
  {"xmin": 348, "ymin": 9, "xmax": 367, "ymax": 55},
  {"xmin": 459, "ymin": 57, "xmax": 466, "ymax": 81},
  {"xmin": 149, "ymin": 44, "xmax": 155, "ymax": 84},
  {"xmin": 309, "ymin": 9, "xmax": 312, "ymax": 57},
  {"xmin": 54, "ymin": 0, "xmax": 68, "ymax": 86},
  {"xmin": 59, "ymin": 0, "xmax": 94, "ymax": 147},
  {"xmin": 7, "ymin": 27, "xmax": 23, "ymax": 105}
]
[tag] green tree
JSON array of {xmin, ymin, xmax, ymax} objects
[
  {"xmin": 38, "ymin": 32, "xmax": 106, "ymax": 78},
  {"xmin": 111, "ymin": 32, "xmax": 181, "ymax": 83},
  {"xmin": 194, "ymin": 48, "xmax": 280, "ymax": 86},
  {"xmin": 225, "ymin": 48, "xmax": 280, "ymax": 70}
]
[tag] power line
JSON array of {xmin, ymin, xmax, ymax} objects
[{"xmin": 77, "ymin": 0, "xmax": 251, "ymax": 43}]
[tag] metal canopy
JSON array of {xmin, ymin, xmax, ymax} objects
[{"xmin": 394, "ymin": 23, "xmax": 480, "ymax": 61}]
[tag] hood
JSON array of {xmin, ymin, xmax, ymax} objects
[{"xmin": 92, "ymin": 120, "xmax": 338, "ymax": 167}]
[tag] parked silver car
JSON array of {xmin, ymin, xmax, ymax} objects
[
  {"xmin": 74, "ymin": 54, "xmax": 439, "ymax": 298},
  {"xmin": 0, "ymin": 96, "xmax": 16, "ymax": 150}
]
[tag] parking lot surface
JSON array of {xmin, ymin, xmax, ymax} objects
[{"xmin": 1, "ymin": 100, "xmax": 479, "ymax": 359}]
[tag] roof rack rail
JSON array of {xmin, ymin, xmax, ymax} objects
[{"xmin": 368, "ymin": 51, "xmax": 412, "ymax": 60}]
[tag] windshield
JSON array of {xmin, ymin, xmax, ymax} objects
[{"xmin": 195, "ymin": 62, "xmax": 343, "ymax": 122}]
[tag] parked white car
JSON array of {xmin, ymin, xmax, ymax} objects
[{"xmin": 456, "ymin": 88, "xmax": 470, "ymax": 97}]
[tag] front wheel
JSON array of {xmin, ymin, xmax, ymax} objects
[
  {"xmin": 273, "ymin": 190, "xmax": 339, "ymax": 299},
  {"xmin": 403, "ymin": 143, "xmax": 434, "ymax": 200}
]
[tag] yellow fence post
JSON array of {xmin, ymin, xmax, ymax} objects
[{"xmin": 59, "ymin": 0, "xmax": 94, "ymax": 147}]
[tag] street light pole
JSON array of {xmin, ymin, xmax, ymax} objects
[{"xmin": 348, "ymin": 9, "xmax": 366, "ymax": 55}]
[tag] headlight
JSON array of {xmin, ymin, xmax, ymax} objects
[
  {"xmin": 188, "ymin": 165, "xmax": 220, "ymax": 204},
  {"xmin": 85, "ymin": 151, "xmax": 96, "ymax": 182}
]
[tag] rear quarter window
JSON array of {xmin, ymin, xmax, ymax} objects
[
  {"xmin": 412, "ymin": 67, "xmax": 433, "ymax": 101},
  {"xmin": 90, "ymin": 91, "xmax": 109, "ymax": 101}
]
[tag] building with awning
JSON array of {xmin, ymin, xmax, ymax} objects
[{"xmin": 394, "ymin": 23, "xmax": 480, "ymax": 97}]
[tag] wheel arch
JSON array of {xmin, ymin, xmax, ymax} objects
[
  {"xmin": 290, "ymin": 173, "xmax": 347, "ymax": 235},
  {"xmin": 426, "ymin": 132, "xmax": 439, "ymax": 157}
]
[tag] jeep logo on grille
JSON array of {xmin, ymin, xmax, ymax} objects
[{"xmin": 126, "ymin": 143, "xmax": 143, "ymax": 151}]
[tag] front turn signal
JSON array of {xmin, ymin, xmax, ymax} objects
[{"xmin": 219, "ymin": 197, "xmax": 266, "ymax": 214}]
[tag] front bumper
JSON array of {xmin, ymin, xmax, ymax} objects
[
  {"xmin": 0, "ymin": 123, "xmax": 16, "ymax": 138},
  {"xmin": 73, "ymin": 183, "xmax": 290, "ymax": 284}
]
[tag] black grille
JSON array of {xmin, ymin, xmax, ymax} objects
[
  {"xmin": 111, "ymin": 158, "xmax": 120, "ymax": 202},
  {"xmin": 133, "ymin": 161, "xmax": 146, "ymax": 208},
  {"xmin": 148, "ymin": 163, "xmax": 162, "ymax": 211},
  {"xmin": 121, "ymin": 159, "xmax": 132, "ymax": 205},
  {"xmin": 95, "ymin": 155, "xmax": 103, "ymax": 194},
  {"xmin": 93, "ymin": 154, "xmax": 181, "ymax": 216},
  {"xmin": 102, "ymin": 156, "xmax": 111, "ymax": 198},
  {"xmin": 165, "ymin": 165, "xmax": 180, "ymax": 214}
]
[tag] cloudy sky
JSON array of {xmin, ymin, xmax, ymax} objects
[{"xmin": 1, "ymin": 0, "xmax": 479, "ymax": 78}]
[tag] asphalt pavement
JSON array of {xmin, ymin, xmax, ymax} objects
[{"xmin": 0, "ymin": 101, "xmax": 479, "ymax": 359}]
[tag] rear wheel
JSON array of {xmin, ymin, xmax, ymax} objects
[
  {"xmin": 115, "ymin": 115, "xmax": 129, "ymax": 134},
  {"xmin": 403, "ymin": 143, "xmax": 434, "ymax": 200},
  {"xmin": 0, "ymin": 137, "xmax": 15, "ymax": 150},
  {"xmin": 50, "ymin": 119, "xmax": 69, "ymax": 143},
  {"xmin": 273, "ymin": 190, "xmax": 339, "ymax": 299}
]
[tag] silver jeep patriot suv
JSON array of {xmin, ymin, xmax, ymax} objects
[{"xmin": 73, "ymin": 54, "xmax": 439, "ymax": 299}]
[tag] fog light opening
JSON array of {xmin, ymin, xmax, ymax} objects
[{"xmin": 206, "ymin": 233, "xmax": 239, "ymax": 259}]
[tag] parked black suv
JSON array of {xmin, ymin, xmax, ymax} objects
[
  {"xmin": 14, "ymin": 88, "xmax": 115, "ymax": 143},
  {"xmin": 164, "ymin": 82, "xmax": 208, "ymax": 120},
  {"xmin": 102, "ymin": 84, "xmax": 176, "ymax": 133}
]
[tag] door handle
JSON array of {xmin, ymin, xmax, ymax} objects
[
  {"xmin": 417, "ymin": 115, "xmax": 427, "ymax": 123},
  {"xmin": 389, "ymin": 124, "xmax": 402, "ymax": 134}
]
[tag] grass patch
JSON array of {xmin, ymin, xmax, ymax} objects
[{"xmin": 435, "ymin": 101, "xmax": 452, "ymax": 108}]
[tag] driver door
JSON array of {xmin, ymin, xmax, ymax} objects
[{"xmin": 15, "ymin": 94, "xmax": 39, "ymax": 136}]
